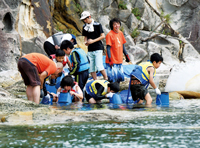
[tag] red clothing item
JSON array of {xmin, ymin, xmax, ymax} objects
[
  {"xmin": 105, "ymin": 30, "xmax": 126, "ymax": 64},
  {"xmin": 23, "ymin": 53, "xmax": 57, "ymax": 76},
  {"xmin": 61, "ymin": 82, "xmax": 78, "ymax": 93},
  {"xmin": 50, "ymin": 54, "xmax": 68, "ymax": 67}
]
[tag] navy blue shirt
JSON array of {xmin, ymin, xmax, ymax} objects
[{"xmin": 82, "ymin": 21, "xmax": 104, "ymax": 52}]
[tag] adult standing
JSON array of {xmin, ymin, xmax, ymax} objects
[
  {"xmin": 43, "ymin": 32, "xmax": 77, "ymax": 56},
  {"xmin": 80, "ymin": 11, "xmax": 108, "ymax": 80},
  {"xmin": 105, "ymin": 18, "xmax": 130, "ymax": 82},
  {"xmin": 18, "ymin": 53, "xmax": 63, "ymax": 104}
]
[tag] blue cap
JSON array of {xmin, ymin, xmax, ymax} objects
[{"xmin": 71, "ymin": 34, "xmax": 77, "ymax": 45}]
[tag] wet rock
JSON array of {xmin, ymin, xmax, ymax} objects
[
  {"xmin": 32, "ymin": 107, "xmax": 51, "ymax": 120},
  {"xmin": 0, "ymin": 70, "xmax": 22, "ymax": 88},
  {"xmin": 169, "ymin": 92, "xmax": 184, "ymax": 100},
  {"xmin": 0, "ymin": 96, "xmax": 44, "ymax": 114},
  {"xmin": 2, "ymin": 107, "xmax": 176, "ymax": 125},
  {"xmin": 176, "ymin": 91, "xmax": 200, "ymax": 99},
  {"xmin": 4, "ymin": 80, "xmax": 26, "ymax": 98}
]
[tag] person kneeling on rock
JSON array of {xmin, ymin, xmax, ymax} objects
[
  {"xmin": 129, "ymin": 53, "xmax": 163, "ymax": 106},
  {"xmin": 57, "ymin": 75, "xmax": 83, "ymax": 103},
  {"xmin": 85, "ymin": 80, "xmax": 121, "ymax": 104}
]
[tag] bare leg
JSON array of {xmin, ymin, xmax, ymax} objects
[
  {"xmin": 26, "ymin": 85, "xmax": 34, "ymax": 102},
  {"xmin": 100, "ymin": 69, "xmax": 108, "ymax": 80},
  {"xmin": 91, "ymin": 72, "xmax": 97, "ymax": 80},
  {"xmin": 145, "ymin": 93, "xmax": 152, "ymax": 106},
  {"xmin": 89, "ymin": 98, "xmax": 97, "ymax": 104},
  {"xmin": 32, "ymin": 85, "xmax": 40, "ymax": 104},
  {"xmin": 138, "ymin": 99, "xmax": 144, "ymax": 104},
  {"xmin": 26, "ymin": 85, "xmax": 40, "ymax": 104}
]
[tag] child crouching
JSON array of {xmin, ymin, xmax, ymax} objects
[{"xmin": 57, "ymin": 75, "xmax": 83, "ymax": 102}]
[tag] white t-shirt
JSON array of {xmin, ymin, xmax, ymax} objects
[{"xmin": 106, "ymin": 92, "xmax": 115, "ymax": 98}]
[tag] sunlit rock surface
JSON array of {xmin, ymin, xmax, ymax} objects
[
  {"xmin": 168, "ymin": 0, "xmax": 188, "ymax": 6},
  {"xmin": 165, "ymin": 60, "xmax": 200, "ymax": 92}
]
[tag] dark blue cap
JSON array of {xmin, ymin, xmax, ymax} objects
[{"xmin": 71, "ymin": 34, "xmax": 77, "ymax": 45}]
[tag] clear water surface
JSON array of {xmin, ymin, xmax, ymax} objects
[{"xmin": 1, "ymin": 99, "xmax": 200, "ymax": 147}]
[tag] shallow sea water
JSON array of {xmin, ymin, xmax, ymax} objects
[{"xmin": 1, "ymin": 99, "xmax": 200, "ymax": 147}]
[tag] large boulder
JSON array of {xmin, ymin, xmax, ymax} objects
[
  {"xmin": 150, "ymin": 0, "xmax": 200, "ymax": 53},
  {"xmin": 0, "ymin": 0, "xmax": 54, "ymax": 71},
  {"xmin": 165, "ymin": 60, "xmax": 200, "ymax": 92},
  {"xmin": 0, "ymin": 0, "xmax": 21, "ymax": 71},
  {"xmin": 168, "ymin": 0, "xmax": 188, "ymax": 6},
  {"xmin": 16, "ymin": 0, "xmax": 54, "ymax": 53}
]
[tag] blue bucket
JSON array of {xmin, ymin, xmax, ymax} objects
[
  {"xmin": 40, "ymin": 94, "xmax": 53, "ymax": 105},
  {"xmin": 57, "ymin": 92, "xmax": 72, "ymax": 106},
  {"xmin": 55, "ymin": 72, "xmax": 65, "ymax": 89},
  {"xmin": 110, "ymin": 94, "xmax": 123, "ymax": 104},
  {"xmin": 156, "ymin": 92, "xmax": 169, "ymax": 107},
  {"xmin": 45, "ymin": 83, "xmax": 57, "ymax": 94},
  {"xmin": 119, "ymin": 90, "xmax": 134, "ymax": 104}
]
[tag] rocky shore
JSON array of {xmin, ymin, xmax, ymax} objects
[
  {"xmin": 0, "ymin": 66, "xmax": 170, "ymax": 125},
  {"xmin": 0, "ymin": 63, "xmax": 199, "ymax": 125}
]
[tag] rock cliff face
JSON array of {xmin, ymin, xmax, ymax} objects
[
  {"xmin": 0, "ymin": 0, "xmax": 53, "ymax": 71},
  {"xmin": 0, "ymin": 0, "xmax": 20, "ymax": 70},
  {"xmin": 1, "ymin": 0, "xmax": 200, "ymax": 67},
  {"xmin": 0, "ymin": 0, "xmax": 200, "ymax": 91}
]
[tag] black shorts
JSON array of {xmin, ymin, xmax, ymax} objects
[
  {"xmin": 43, "ymin": 41, "xmax": 56, "ymax": 56},
  {"xmin": 130, "ymin": 76, "xmax": 148, "ymax": 101},
  {"xmin": 18, "ymin": 58, "xmax": 41, "ymax": 86},
  {"xmin": 85, "ymin": 91, "xmax": 93, "ymax": 103},
  {"xmin": 75, "ymin": 69, "xmax": 89, "ymax": 91}
]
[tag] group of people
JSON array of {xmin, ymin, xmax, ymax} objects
[{"xmin": 18, "ymin": 11, "xmax": 163, "ymax": 106}]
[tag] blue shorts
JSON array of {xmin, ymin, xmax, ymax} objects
[{"xmin": 87, "ymin": 50, "xmax": 104, "ymax": 73}]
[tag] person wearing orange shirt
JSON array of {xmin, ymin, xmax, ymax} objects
[
  {"xmin": 18, "ymin": 53, "xmax": 63, "ymax": 104},
  {"xmin": 105, "ymin": 18, "xmax": 131, "ymax": 82}
]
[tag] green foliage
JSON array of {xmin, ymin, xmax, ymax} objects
[
  {"xmin": 120, "ymin": 26, "xmax": 124, "ymax": 32},
  {"xmin": 161, "ymin": 29, "xmax": 171, "ymax": 36},
  {"xmin": 161, "ymin": 11, "xmax": 171, "ymax": 23},
  {"xmin": 136, "ymin": 16, "xmax": 141, "ymax": 20},
  {"xmin": 131, "ymin": 28, "xmax": 140, "ymax": 38},
  {"xmin": 132, "ymin": 8, "xmax": 141, "ymax": 20},
  {"xmin": 164, "ymin": 14, "xmax": 171, "ymax": 24},
  {"xmin": 55, "ymin": 24, "xmax": 77, "ymax": 36},
  {"xmin": 55, "ymin": 24, "xmax": 64, "ymax": 32},
  {"xmin": 72, "ymin": 0, "xmax": 83, "ymax": 15},
  {"xmin": 66, "ymin": 28, "xmax": 78, "ymax": 36},
  {"xmin": 118, "ymin": 0, "xmax": 127, "ymax": 10}
]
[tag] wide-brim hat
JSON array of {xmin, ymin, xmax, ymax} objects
[{"xmin": 80, "ymin": 11, "xmax": 90, "ymax": 20}]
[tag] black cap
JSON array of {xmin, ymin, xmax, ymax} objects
[{"xmin": 108, "ymin": 82, "xmax": 120, "ymax": 93}]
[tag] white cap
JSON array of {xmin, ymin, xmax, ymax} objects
[
  {"xmin": 61, "ymin": 33, "xmax": 72, "ymax": 43},
  {"xmin": 80, "ymin": 11, "xmax": 90, "ymax": 20}
]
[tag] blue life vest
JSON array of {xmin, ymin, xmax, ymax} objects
[
  {"xmin": 130, "ymin": 61, "xmax": 156, "ymax": 88},
  {"xmin": 85, "ymin": 80, "xmax": 109, "ymax": 99},
  {"xmin": 69, "ymin": 48, "xmax": 90, "ymax": 72}
]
